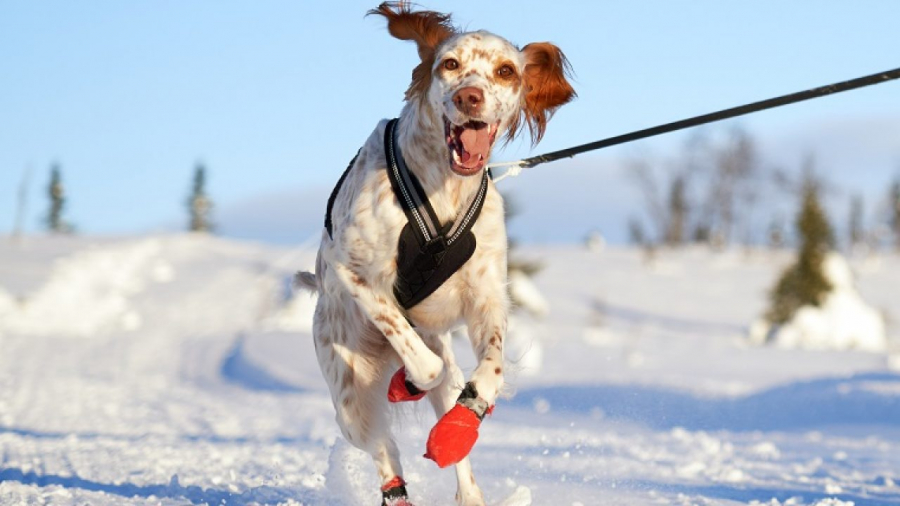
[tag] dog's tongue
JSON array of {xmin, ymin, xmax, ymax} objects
[{"xmin": 458, "ymin": 125, "xmax": 491, "ymax": 167}]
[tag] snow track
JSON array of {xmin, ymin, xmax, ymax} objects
[{"xmin": 0, "ymin": 237, "xmax": 898, "ymax": 505}]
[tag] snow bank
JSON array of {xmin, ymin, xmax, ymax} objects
[
  {"xmin": 0, "ymin": 238, "xmax": 174, "ymax": 337},
  {"xmin": 752, "ymin": 253, "xmax": 887, "ymax": 352},
  {"xmin": 263, "ymin": 283, "xmax": 316, "ymax": 332}
]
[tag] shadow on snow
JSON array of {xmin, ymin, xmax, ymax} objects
[
  {"xmin": 511, "ymin": 372, "xmax": 900, "ymax": 431},
  {"xmin": 220, "ymin": 333, "xmax": 303, "ymax": 393},
  {"xmin": 0, "ymin": 468, "xmax": 325, "ymax": 505}
]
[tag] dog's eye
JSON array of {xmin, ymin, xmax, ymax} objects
[
  {"xmin": 443, "ymin": 58, "xmax": 459, "ymax": 71},
  {"xmin": 497, "ymin": 65, "xmax": 515, "ymax": 78}
]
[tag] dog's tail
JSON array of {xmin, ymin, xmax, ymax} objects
[{"xmin": 293, "ymin": 271, "xmax": 319, "ymax": 293}]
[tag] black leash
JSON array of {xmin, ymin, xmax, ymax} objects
[{"xmin": 490, "ymin": 66, "xmax": 900, "ymax": 178}]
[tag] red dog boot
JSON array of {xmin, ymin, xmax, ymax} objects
[
  {"xmin": 381, "ymin": 476, "xmax": 414, "ymax": 506},
  {"xmin": 387, "ymin": 367, "xmax": 427, "ymax": 403},
  {"xmin": 424, "ymin": 383, "xmax": 492, "ymax": 468}
]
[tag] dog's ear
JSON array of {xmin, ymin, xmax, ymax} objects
[
  {"xmin": 368, "ymin": 2, "xmax": 456, "ymax": 100},
  {"xmin": 518, "ymin": 42, "xmax": 576, "ymax": 145}
]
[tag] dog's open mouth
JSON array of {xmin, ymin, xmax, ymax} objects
[{"xmin": 445, "ymin": 118, "xmax": 499, "ymax": 176}]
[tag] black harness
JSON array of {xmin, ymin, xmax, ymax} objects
[{"xmin": 325, "ymin": 118, "xmax": 489, "ymax": 309}]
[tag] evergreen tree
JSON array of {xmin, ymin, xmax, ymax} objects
[
  {"xmin": 187, "ymin": 162, "xmax": 214, "ymax": 233},
  {"xmin": 46, "ymin": 163, "xmax": 70, "ymax": 233},
  {"xmin": 890, "ymin": 176, "xmax": 900, "ymax": 250},
  {"xmin": 664, "ymin": 175, "xmax": 688, "ymax": 246},
  {"xmin": 765, "ymin": 175, "xmax": 834, "ymax": 325},
  {"xmin": 628, "ymin": 217, "xmax": 647, "ymax": 247},
  {"xmin": 848, "ymin": 194, "xmax": 864, "ymax": 250}
]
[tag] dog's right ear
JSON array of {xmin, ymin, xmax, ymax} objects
[{"xmin": 368, "ymin": 2, "xmax": 456, "ymax": 100}]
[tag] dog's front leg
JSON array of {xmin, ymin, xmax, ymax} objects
[
  {"xmin": 424, "ymin": 275, "xmax": 507, "ymax": 469},
  {"xmin": 331, "ymin": 261, "xmax": 445, "ymax": 391}
]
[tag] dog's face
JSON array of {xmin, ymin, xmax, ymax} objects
[
  {"xmin": 371, "ymin": 3, "xmax": 576, "ymax": 176},
  {"xmin": 430, "ymin": 32, "xmax": 524, "ymax": 176}
]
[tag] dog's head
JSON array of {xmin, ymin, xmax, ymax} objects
[{"xmin": 370, "ymin": 3, "xmax": 576, "ymax": 176}]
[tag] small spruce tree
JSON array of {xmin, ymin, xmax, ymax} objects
[
  {"xmin": 46, "ymin": 163, "xmax": 70, "ymax": 233},
  {"xmin": 187, "ymin": 162, "xmax": 214, "ymax": 233},
  {"xmin": 765, "ymin": 176, "xmax": 835, "ymax": 325},
  {"xmin": 664, "ymin": 175, "xmax": 688, "ymax": 246},
  {"xmin": 890, "ymin": 176, "xmax": 900, "ymax": 250},
  {"xmin": 848, "ymin": 194, "xmax": 865, "ymax": 250}
]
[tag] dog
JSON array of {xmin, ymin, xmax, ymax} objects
[{"xmin": 296, "ymin": 3, "xmax": 574, "ymax": 504}]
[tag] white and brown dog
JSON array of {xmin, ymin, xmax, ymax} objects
[{"xmin": 297, "ymin": 3, "xmax": 574, "ymax": 505}]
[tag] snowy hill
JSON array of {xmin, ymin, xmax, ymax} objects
[{"xmin": 0, "ymin": 235, "xmax": 898, "ymax": 505}]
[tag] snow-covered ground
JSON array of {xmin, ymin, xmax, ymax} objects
[{"xmin": 0, "ymin": 235, "xmax": 898, "ymax": 506}]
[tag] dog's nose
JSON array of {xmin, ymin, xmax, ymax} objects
[{"xmin": 453, "ymin": 87, "xmax": 484, "ymax": 115}]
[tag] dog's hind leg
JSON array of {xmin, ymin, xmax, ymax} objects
[
  {"xmin": 422, "ymin": 333, "xmax": 486, "ymax": 506},
  {"xmin": 314, "ymin": 304, "xmax": 410, "ymax": 504}
]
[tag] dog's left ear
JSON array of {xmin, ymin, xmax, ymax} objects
[
  {"xmin": 369, "ymin": 2, "xmax": 456, "ymax": 100},
  {"xmin": 520, "ymin": 42, "xmax": 576, "ymax": 145}
]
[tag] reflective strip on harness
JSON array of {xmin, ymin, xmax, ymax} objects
[{"xmin": 323, "ymin": 118, "xmax": 489, "ymax": 309}]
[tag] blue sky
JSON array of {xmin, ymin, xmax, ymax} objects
[{"xmin": 1, "ymin": 1, "xmax": 899, "ymax": 244}]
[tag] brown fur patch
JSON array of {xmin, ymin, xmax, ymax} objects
[
  {"xmin": 341, "ymin": 370, "xmax": 354, "ymax": 390},
  {"xmin": 368, "ymin": 3, "xmax": 457, "ymax": 102},
  {"xmin": 470, "ymin": 48, "xmax": 490, "ymax": 61},
  {"xmin": 350, "ymin": 272, "xmax": 367, "ymax": 287},
  {"xmin": 510, "ymin": 42, "xmax": 576, "ymax": 145},
  {"xmin": 374, "ymin": 314, "xmax": 398, "ymax": 329}
]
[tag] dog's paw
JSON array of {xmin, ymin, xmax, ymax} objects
[
  {"xmin": 387, "ymin": 367, "xmax": 428, "ymax": 402},
  {"xmin": 424, "ymin": 404, "xmax": 481, "ymax": 468},
  {"xmin": 404, "ymin": 353, "xmax": 446, "ymax": 392}
]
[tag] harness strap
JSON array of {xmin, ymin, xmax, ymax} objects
[
  {"xmin": 324, "ymin": 150, "xmax": 360, "ymax": 240},
  {"xmin": 384, "ymin": 118, "xmax": 489, "ymax": 248},
  {"xmin": 323, "ymin": 118, "xmax": 490, "ymax": 311}
]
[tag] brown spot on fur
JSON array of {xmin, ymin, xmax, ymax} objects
[
  {"xmin": 341, "ymin": 370, "xmax": 354, "ymax": 390},
  {"xmin": 470, "ymin": 48, "xmax": 490, "ymax": 61},
  {"xmin": 383, "ymin": 328, "xmax": 394, "ymax": 337},
  {"xmin": 350, "ymin": 273, "xmax": 367, "ymax": 287},
  {"xmin": 495, "ymin": 367, "xmax": 502, "ymax": 375},
  {"xmin": 375, "ymin": 314, "xmax": 398, "ymax": 330}
]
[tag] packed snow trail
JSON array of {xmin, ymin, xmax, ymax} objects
[{"xmin": 1, "ymin": 236, "xmax": 898, "ymax": 505}]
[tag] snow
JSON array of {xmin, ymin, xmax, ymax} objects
[
  {"xmin": 754, "ymin": 253, "xmax": 888, "ymax": 352},
  {"xmin": 1, "ymin": 236, "xmax": 899, "ymax": 505}
]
